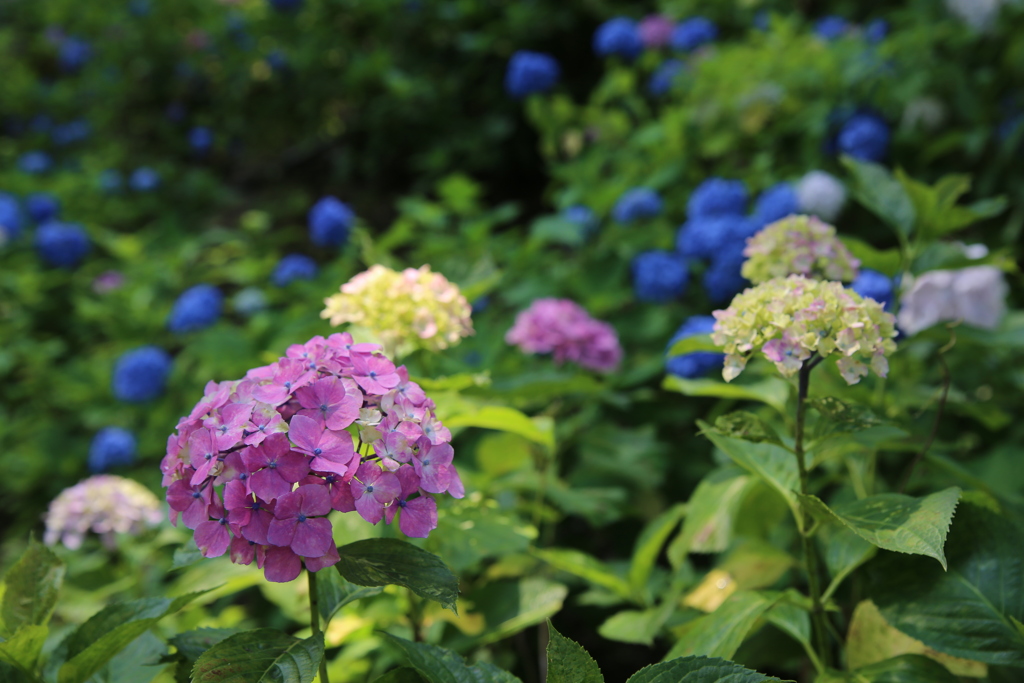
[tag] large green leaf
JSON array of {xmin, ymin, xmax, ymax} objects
[
  {"xmin": 444, "ymin": 406, "xmax": 554, "ymax": 451},
  {"xmin": 472, "ymin": 577, "xmax": 568, "ymax": 645},
  {"xmin": 55, "ymin": 591, "xmax": 207, "ymax": 683},
  {"xmin": 1, "ymin": 539, "xmax": 65, "ymax": 634},
  {"xmin": 840, "ymin": 157, "xmax": 915, "ymax": 238},
  {"xmin": 532, "ymin": 548, "xmax": 633, "ymax": 601},
  {"xmin": 546, "ymin": 621, "xmax": 604, "ymax": 683},
  {"xmin": 375, "ymin": 668, "xmax": 427, "ymax": 683},
  {"xmin": 629, "ymin": 504, "xmax": 686, "ymax": 595},
  {"xmin": 700, "ymin": 423, "xmax": 802, "ymax": 531},
  {"xmin": 161, "ymin": 627, "xmax": 239, "ymax": 682},
  {"xmin": 816, "ymin": 655, "xmax": 959, "ymax": 683},
  {"xmin": 664, "ymin": 377, "xmax": 790, "ymax": 415},
  {"xmin": 667, "ymin": 334, "xmax": 720, "ymax": 357},
  {"xmin": 670, "ymin": 468, "xmax": 754, "ymax": 565},
  {"xmin": 191, "ymin": 629, "xmax": 324, "ymax": 683},
  {"xmin": 381, "ymin": 633, "xmax": 522, "ymax": 683},
  {"xmin": 870, "ymin": 500, "xmax": 1024, "ymax": 665},
  {"xmin": 819, "ymin": 525, "xmax": 876, "ymax": 600},
  {"xmin": 598, "ymin": 607, "xmax": 667, "ymax": 647},
  {"xmin": 663, "ymin": 592, "xmax": 778, "ymax": 661},
  {"xmin": 336, "ymin": 538, "xmax": 459, "ymax": 613},
  {"xmin": 799, "ymin": 488, "xmax": 961, "ymax": 569},
  {"xmin": 315, "ymin": 566, "xmax": 382, "ymax": 622},
  {"xmin": 0, "ymin": 624, "xmax": 47, "ymax": 676},
  {"xmin": 626, "ymin": 655, "xmax": 787, "ymax": 682}
]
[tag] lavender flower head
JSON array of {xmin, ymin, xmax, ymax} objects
[
  {"xmin": 638, "ymin": 15, "xmax": 675, "ymax": 48},
  {"xmin": 897, "ymin": 266, "xmax": 1008, "ymax": 335},
  {"xmin": 45, "ymin": 475, "xmax": 162, "ymax": 550},
  {"xmin": 161, "ymin": 334, "xmax": 463, "ymax": 582},
  {"xmin": 795, "ymin": 170, "xmax": 847, "ymax": 221},
  {"xmin": 742, "ymin": 215, "xmax": 860, "ymax": 284},
  {"xmin": 506, "ymin": 298, "xmax": 622, "ymax": 372},
  {"xmin": 712, "ymin": 275, "xmax": 897, "ymax": 384},
  {"xmin": 322, "ymin": 265, "xmax": 473, "ymax": 356}
]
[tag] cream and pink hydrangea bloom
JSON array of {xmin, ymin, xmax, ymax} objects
[
  {"xmin": 712, "ymin": 275, "xmax": 897, "ymax": 385},
  {"xmin": 45, "ymin": 475, "xmax": 163, "ymax": 549},
  {"xmin": 506, "ymin": 298, "xmax": 622, "ymax": 372},
  {"xmin": 742, "ymin": 215, "xmax": 861, "ymax": 284},
  {"xmin": 321, "ymin": 265, "xmax": 473, "ymax": 356}
]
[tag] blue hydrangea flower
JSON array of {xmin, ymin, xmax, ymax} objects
[
  {"xmin": 51, "ymin": 119, "xmax": 90, "ymax": 146},
  {"xmin": 851, "ymin": 268, "xmax": 894, "ymax": 311},
  {"xmin": 88, "ymin": 427, "xmax": 138, "ymax": 472},
  {"xmin": 472, "ymin": 296, "xmax": 490, "ymax": 314},
  {"xmin": 167, "ymin": 284, "xmax": 224, "ymax": 332},
  {"xmin": 18, "ymin": 151, "xmax": 53, "ymax": 174},
  {"xmin": 269, "ymin": 0, "xmax": 304, "ymax": 11},
  {"xmin": 752, "ymin": 183, "xmax": 799, "ymax": 226},
  {"xmin": 676, "ymin": 216, "xmax": 759, "ymax": 260},
  {"xmin": 129, "ymin": 167, "xmax": 161, "ymax": 191},
  {"xmin": 648, "ymin": 59, "xmax": 685, "ymax": 96},
  {"xmin": 112, "ymin": 346, "xmax": 173, "ymax": 403},
  {"xmin": 687, "ymin": 178, "xmax": 748, "ymax": 219},
  {"xmin": 864, "ymin": 19, "xmax": 888, "ymax": 43},
  {"xmin": 29, "ymin": 115, "xmax": 54, "ymax": 134},
  {"xmin": 189, "ymin": 126, "xmax": 214, "ymax": 154},
  {"xmin": 593, "ymin": 18, "xmax": 643, "ymax": 60},
  {"xmin": 670, "ymin": 17, "xmax": 718, "ymax": 51},
  {"xmin": 563, "ymin": 205, "xmax": 598, "ymax": 234},
  {"xmin": 0, "ymin": 193, "xmax": 23, "ymax": 241},
  {"xmin": 308, "ymin": 196, "xmax": 354, "ymax": 247},
  {"xmin": 505, "ymin": 50, "xmax": 560, "ymax": 98},
  {"xmin": 26, "ymin": 192, "xmax": 60, "ymax": 223},
  {"xmin": 35, "ymin": 221, "xmax": 89, "ymax": 269},
  {"xmin": 232, "ymin": 287, "xmax": 268, "ymax": 316},
  {"xmin": 613, "ymin": 188, "xmax": 663, "ymax": 223},
  {"xmin": 99, "ymin": 169, "xmax": 124, "ymax": 193},
  {"xmin": 58, "ymin": 37, "xmax": 92, "ymax": 72},
  {"xmin": 632, "ymin": 250, "xmax": 689, "ymax": 303},
  {"xmin": 272, "ymin": 254, "xmax": 318, "ymax": 287},
  {"xmin": 703, "ymin": 244, "xmax": 748, "ymax": 303},
  {"xmin": 666, "ymin": 315, "xmax": 724, "ymax": 378},
  {"xmin": 814, "ymin": 16, "xmax": 849, "ymax": 40},
  {"xmin": 837, "ymin": 113, "xmax": 890, "ymax": 162}
]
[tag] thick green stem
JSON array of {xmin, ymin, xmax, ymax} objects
[
  {"xmin": 795, "ymin": 362, "xmax": 832, "ymax": 670},
  {"xmin": 308, "ymin": 570, "xmax": 330, "ymax": 683}
]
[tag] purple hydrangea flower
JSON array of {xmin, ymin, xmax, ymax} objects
[
  {"xmin": 638, "ymin": 15, "xmax": 675, "ymax": 48},
  {"xmin": 168, "ymin": 284, "xmax": 224, "ymax": 333},
  {"xmin": 632, "ymin": 250, "xmax": 689, "ymax": 303},
  {"xmin": 671, "ymin": 17, "xmax": 718, "ymax": 51},
  {"xmin": 505, "ymin": 50, "xmax": 560, "ymax": 98},
  {"xmin": 666, "ymin": 316, "xmax": 724, "ymax": 378},
  {"xmin": 594, "ymin": 18, "xmax": 643, "ymax": 60},
  {"xmin": 35, "ymin": 221, "xmax": 89, "ymax": 268},
  {"xmin": 308, "ymin": 196, "xmax": 354, "ymax": 247},
  {"xmin": 113, "ymin": 346, "xmax": 173, "ymax": 402},
  {"xmin": 506, "ymin": 298, "xmax": 622, "ymax": 372}
]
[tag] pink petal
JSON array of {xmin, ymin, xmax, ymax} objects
[
  {"xmin": 290, "ymin": 517, "xmax": 333, "ymax": 557},
  {"xmin": 398, "ymin": 496, "xmax": 437, "ymax": 538},
  {"xmin": 249, "ymin": 468, "xmax": 293, "ymax": 502},
  {"xmin": 267, "ymin": 517, "xmax": 298, "ymax": 547},
  {"xmin": 304, "ymin": 544, "xmax": 340, "ymax": 572},
  {"xmin": 195, "ymin": 521, "xmax": 231, "ymax": 557},
  {"xmin": 288, "ymin": 414, "xmax": 322, "ymax": 454},
  {"xmin": 297, "ymin": 484, "xmax": 332, "ymax": 516},
  {"xmin": 264, "ymin": 546, "xmax": 302, "ymax": 582}
]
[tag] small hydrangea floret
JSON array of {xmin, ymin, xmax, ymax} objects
[
  {"xmin": 741, "ymin": 215, "xmax": 860, "ymax": 284},
  {"xmin": 162, "ymin": 333, "xmax": 464, "ymax": 582},
  {"xmin": 712, "ymin": 275, "xmax": 897, "ymax": 385}
]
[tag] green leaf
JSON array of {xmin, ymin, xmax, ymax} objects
[
  {"xmin": 1, "ymin": 539, "xmax": 65, "ymax": 634},
  {"xmin": 841, "ymin": 157, "xmax": 916, "ymax": 237},
  {"xmin": 817, "ymin": 655, "xmax": 960, "ymax": 683},
  {"xmin": 699, "ymin": 423, "xmax": 802, "ymax": 531},
  {"xmin": 764, "ymin": 599, "xmax": 809, "ymax": 650},
  {"xmin": 166, "ymin": 627, "xmax": 238, "ymax": 664},
  {"xmin": 629, "ymin": 504, "xmax": 686, "ymax": 594},
  {"xmin": 840, "ymin": 237, "xmax": 901, "ymax": 276},
  {"xmin": 870, "ymin": 500, "xmax": 1024, "ymax": 665},
  {"xmin": 532, "ymin": 548, "xmax": 633, "ymax": 601},
  {"xmin": 381, "ymin": 633, "xmax": 522, "ymax": 683},
  {"xmin": 91, "ymin": 630, "xmax": 166, "ymax": 683},
  {"xmin": 711, "ymin": 412, "xmax": 787, "ymax": 449},
  {"xmin": 663, "ymin": 592, "xmax": 778, "ymax": 661},
  {"xmin": 472, "ymin": 577, "xmax": 568, "ymax": 645},
  {"xmin": 546, "ymin": 621, "xmax": 604, "ymax": 683},
  {"xmin": 336, "ymin": 538, "xmax": 460, "ymax": 613},
  {"xmin": 667, "ymin": 334, "xmax": 720, "ymax": 357},
  {"xmin": 598, "ymin": 607, "xmax": 666, "ymax": 646},
  {"xmin": 191, "ymin": 629, "xmax": 324, "ymax": 683},
  {"xmin": 0, "ymin": 624, "xmax": 48, "ymax": 674},
  {"xmin": 669, "ymin": 468, "xmax": 754, "ymax": 565},
  {"xmin": 170, "ymin": 545, "xmax": 204, "ymax": 570},
  {"xmin": 664, "ymin": 377, "xmax": 790, "ymax": 415},
  {"xmin": 798, "ymin": 488, "xmax": 961, "ymax": 569},
  {"xmin": 819, "ymin": 525, "xmax": 877, "ymax": 600},
  {"xmin": 54, "ymin": 591, "xmax": 207, "ymax": 683},
  {"xmin": 315, "ymin": 567, "xmax": 382, "ymax": 622},
  {"xmin": 626, "ymin": 655, "xmax": 787, "ymax": 682},
  {"xmin": 445, "ymin": 406, "xmax": 554, "ymax": 451},
  {"xmin": 528, "ymin": 216, "xmax": 586, "ymax": 247},
  {"xmin": 375, "ymin": 668, "xmax": 427, "ymax": 683}
]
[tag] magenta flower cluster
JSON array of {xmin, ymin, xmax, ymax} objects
[
  {"xmin": 505, "ymin": 298, "xmax": 622, "ymax": 372},
  {"xmin": 161, "ymin": 333, "xmax": 463, "ymax": 583}
]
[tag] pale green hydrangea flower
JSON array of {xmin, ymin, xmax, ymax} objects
[
  {"xmin": 322, "ymin": 264, "xmax": 473, "ymax": 356},
  {"xmin": 712, "ymin": 275, "xmax": 897, "ymax": 385},
  {"xmin": 741, "ymin": 215, "xmax": 860, "ymax": 284}
]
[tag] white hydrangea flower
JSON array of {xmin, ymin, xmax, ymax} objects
[
  {"xmin": 945, "ymin": 0, "xmax": 1002, "ymax": 30},
  {"xmin": 897, "ymin": 266, "xmax": 1008, "ymax": 335},
  {"xmin": 795, "ymin": 171, "xmax": 848, "ymax": 222}
]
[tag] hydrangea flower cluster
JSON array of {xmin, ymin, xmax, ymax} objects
[
  {"xmin": 593, "ymin": 18, "xmax": 643, "ymax": 60},
  {"xmin": 505, "ymin": 50, "xmax": 561, "ymax": 98},
  {"xmin": 814, "ymin": 16, "xmax": 850, "ymax": 40},
  {"xmin": 751, "ymin": 183, "xmax": 799, "ymax": 227},
  {"xmin": 671, "ymin": 17, "xmax": 718, "ymax": 51},
  {"xmin": 795, "ymin": 170, "xmax": 847, "ymax": 221},
  {"xmin": 712, "ymin": 275, "xmax": 898, "ymax": 384},
  {"xmin": 189, "ymin": 126, "xmax": 214, "ymax": 154},
  {"xmin": 562, "ymin": 205, "xmax": 598, "ymax": 235},
  {"xmin": 130, "ymin": 167, "xmax": 161, "ymax": 191},
  {"xmin": 506, "ymin": 298, "xmax": 621, "ymax": 372},
  {"xmin": 851, "ymin": 269, "xmax": 895, "ymax": 311},
  {"xmin": 322, "ymin": 265, "xmax": 473, "ymax": 355},
  {"xmin": 612, "ymin": 188, "xmax": 663, "ymax": 223},
  {"xmin": 0, "ymin": 193, "xmax": 22, "ymax": 241},
  {"xmin": 273, "ymin": 254, "xmax": 318, "ymax": 287},
  {"xmin": 45, "ymin": 475, "xmax": 162, "ymax": 550},
  {"xmin": 27, "ymin": 192, "xmax": 60, "ymax": 223},
  {"xmin": 666, "ymin": 316, "xmax": 724, "ymax": 378},
  {"xmin": 632, "ymin": 250, "xmax": 689, "ymax": 303},
  {"xmin": 35, "ymin": 221, "xmax": 90, "ymax": 269},
  {"xmin": 648, "ymin": 59, "xmax": 685, "ymax": 96},
  {"xmin": 638, "ymin": 15, "xmax": 675, "ymax": 48},
  {"xmin": 308, "ymin": 196, "xmax": 354, "ymax": 248},
  {"xmin": 113, "ymin": 346, "xmax": 173, "ymax": 402},
  {"xmin": 897, "ymin": 266, "xmax": 1007, "ymax": 335},
  {"xmin": 741, "ymin": 215, "xmax": 860, "ymax": 284},
  {"xmin": 162, "ymin": 333, "xmax": 464, "ymax": 582},
  {"xmin": 168, "ymin": 284, "xmax": 224, "ymax": 333},
  {"xmin": 89, "ymin": 427, "xmax": 138, "ymax": 472},
  {"xmin": 19, "ymin": 151, "xmax": 53, "ymax": 175},
  {"xmin": 837, "ymin": 113, "xmax": 890, "ymax": 162}
]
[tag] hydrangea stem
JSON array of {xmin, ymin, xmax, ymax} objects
[
  {"xmin": 308, "ymin": 570, "xmax": 330, "ymax": 683},
  {"xmin": 795, "ymin": 361, "xmax": 831, "ymax": 669}
]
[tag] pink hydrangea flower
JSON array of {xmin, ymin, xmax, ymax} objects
[
  {"xmin": 505, "ymin": 298, "xmax": 622, "ymax": 372},
  {"xmin": 161, "ymin": 333, "xmax": 462, "ymax": 582},
  {"xmin": 639, "ymin": 14, "xmax": 675, "ymax": 47}
]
